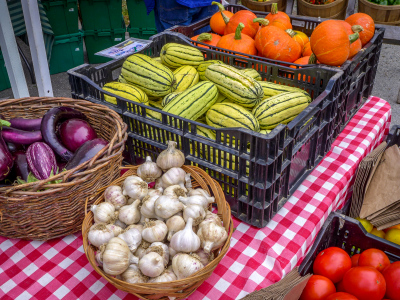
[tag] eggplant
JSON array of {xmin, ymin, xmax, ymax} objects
[
  {"xmin": 9, "ymin": 117, "xmax": 42, "ymax": 131},
  {"xmin": 65, "ymin": 138, "xmax": 108, "ymax": 170},
  {"xmin": 41, "ymin": 107, "xmax": 86, "ymax": 161},
  {"xmin": 0, "ymin": 120, "xmax": 14, "ymax": 181},
  {"xmin": 26, "ymin": 142, "xmax": 58, "ymax": 180},
  {"xmin": 7, "ymin": 142, "xmax": 22, "ymax": 153},
  {"xmin": 59, "ymin": 119, "xmax": 97, "ymax": 152},
  {"xmin": 2, "ymin": 127, "xmax": 42, "ymax": 145},
  {"xmin": 13, "ymin": 151, "xmax": 29, "ymax": 181}
]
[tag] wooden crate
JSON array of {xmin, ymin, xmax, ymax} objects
[
  {"xmin": 359, "ymin": 0, "xmax": 400, "ymax": 26},
  {"xmin": 241, "ymin": 0, "xmax": 287, "ymax": 12},
  {"xmin": 297, "ymin": 0, "xmax": 348, "ymax": 19}
]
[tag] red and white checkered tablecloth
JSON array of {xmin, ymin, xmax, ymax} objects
[{"xmin": 0, "ymin": 96, "xmax": 391, "ymax": 300}]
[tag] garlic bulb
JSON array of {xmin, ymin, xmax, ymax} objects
[
  {"xmin": 194, "ymin": 249, "xmax": 214, "ymax": 266},
  {"xmin": 120, "ymin": 264, "xmax": 148, "ymax": 284},
  {"xmin": 170, "ymin": 217, "xmax": 200, "ymax": 253},
  {"xmin": 179, "ymin": 195, "xmax": 212, "ymax": 210},
  {"xmin": 135, "ymin": 241, "xmax": 151, "ymax": 259},
  {"xmin": 114, "ymin": 219, "xmax": 127, "ymax": 230},
  {"xmin": 145, "ymin": 242, "xmax": 169, "ymax": 266},
  {"xmin": 166, "ymin": 215, "xmax": 185, "ymax": 241},
  {"xmin": 197, "ymin": 222, "xmax": 228, "ymax": 253},
  {"xmin": 159, "ymin": 168, "xmax": 186, "ymax": 188},
  {"xmin": 172, "ymin": 253, "xmax": 204, "ymax": 279},
  {"xmin": 122, "ymin": 176, "xmax": 148, "ymax": 200},
  {"xmin": 156, "ymin": 140, "xmax": 185, "ymax": 171},
  {"xmin": 88, "ymin": 224, "xmax": 115, "ymax": 247},
  {"xmin": 140, "ymin": 193, "xmax": 160, "ymax": 219},
  {"xmin": 185, "ymin": 173, "xmax": 192, "ymax": 190},
  {"xmin": 118, "ymin": 227, "xmax": 142, "ymax": 252},
  {"xmin": 155, "ymin": 196, "xmax": 184, "ymax": 219},
  {"xmin": 101, "ymin": 237, "xmax": 139, "ymax": 275},
  {"xmin": 148, "ymin": 188, "xmax": 163, "ymax": 197},
  {"xmin": 188, "ymin": 188, "xmax": 215, "ymax": 204},
  {"xmin": 163, "ymin": 185, "xmax": 187, "ymax": 198},
  {"xmin": 199, "ymin": 211, "xmax": 222, "ymax": 229},
  {"xmin": 142, "ymin": 220, "xmax": 168, "ymax": 242},
  {"xmin": 148, "ymin": 266, "xmax": 177, "ymax": 283},
  {"xmin": 183, "ymin": 204, "xmax": 206, "ymax": 226},
  {"xmin": 169, "ymin": 245, "xmax": 177, "ymax": 261},
  {"xmin": 139, "ymin": 252, "xmax": 165, "ymax": 278},
  {"xmin": 91, "ymin": 202, "xmax": 116, "ymax": 224},
  {"xmin": 137, "ymin": 156, "xmax": 162, "ymax": 182},
  {"xmin": 126, "ymin": 224, "xmax": 144, "ymax": 234},
  {"xmin": 139, "ymin": 214, "xmax": 147, "ymax": 225},
  {"xmin": 107, "ymin": 224, "xmax": 124, "ymax": 236},
  {"xmin": 104, "ymin": 185, "xmax": 127, "ymax": 210},
  {"xmin": 118, "ymin": 199, "xmax": 141, "ymax": 225},
  {"xmin": 95, "ymin": 250, "xmax": 103, "ymax": 267}
]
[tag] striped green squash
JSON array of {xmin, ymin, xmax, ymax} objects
[
  {"xmin": 163, "ymin": 81, "xmax": 218, "ymax": 120},
  {"xmin": 118, "ymin": 74, "xmax": 127, "ymax": 84},
  {"xmin": 121, "ymin": 54, "xmax": 176, "ymax": 97},
  {"xmin": 206, "ymin": 103, "xmax": 260, "ymax": 132},
  {"xmin": 103, "ymin": 82, "xmax": 149, "ymax": 105},
  {"xmin": 197, "ymin": 60, "xmax": 224, "ymax": 81},
  {"xmin": 146, "ymin": 100, "xmax": 163, "ymax": 121},
  {"xmin": 162, "ymin": 92, "xmax": 182, "ymax": 107},
  {"xmin": 205, "ymin": 64, "xmax": 264, "ymax": 108},
  {"xmin": 259, "ymin": 81, "xmax": 309, "ymax": 100},
  {"xmin": 160, "ymin": 43, "xmax": 204, "ymax": 69},
  {"xmin": 252, "ymin": 92, "xmax": 311, "ymax": 130},
  {"xmin": 173, "ymin": 66, "xmax": 199, "ymax": 92},
  {"xmin": 241, "ymin": 68, "xmax": 262, "ymax": 81}
]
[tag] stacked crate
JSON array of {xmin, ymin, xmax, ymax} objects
[{"xmin": 126, "ymin": 0, "xmax": 157, "ymax": 39}]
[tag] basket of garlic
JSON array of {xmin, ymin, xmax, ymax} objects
[{"xmin": 82, "ymin": 141, "xmax": 233, "ymax": 300}]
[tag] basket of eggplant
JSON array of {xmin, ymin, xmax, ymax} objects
[{"xmin": 0, "ymin": 97, "xmax": 127, "ymax": 241}]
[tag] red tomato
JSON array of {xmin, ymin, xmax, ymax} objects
[
  {"xmin": 313, "ymin": 247, "xmax": 352, "ymax": 283},
  {"xmin": 325, "ymin": 292, "xmax": 359, "ymax": 300},
  {"xmin": 299, "ymin": 275, "xmax": 336, "ymax": 300},
  {"xmin": 382, "ymin": 261, "xmax": 400, "ymax": 300},
  {"xmin": 351, "ymin": 254, "xmax": 360, "ymax": 267},
  {"xmin": 336, "ymin": 280, "xmax": 346, "ymax": 293},
  {"xmin": 342, "ymin": 266, "xmax": 386, "ymax": 300},
  {"xmin": 358, "ymin": 248, "xmax": 390, "ymax": 272}
]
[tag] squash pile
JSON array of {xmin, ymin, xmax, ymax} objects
[
  {"xmin": 103, "ymin": 43, "xmax": 312, "ymax": 139},
  {"xmin": 199, "ymin": 4, "xmax": 375, "ymax": 67}
]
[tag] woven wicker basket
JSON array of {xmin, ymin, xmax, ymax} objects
[
  {"xmin": 82, "ymin": 165, "xmax": 233, "ymax": 300},
  {"xmin": 0, "ymin": 97, "xmax": 127, "ymax": 240},
  {"xmin": 297, "ymin": 0, "xmax": 348, "ymax": 19}
]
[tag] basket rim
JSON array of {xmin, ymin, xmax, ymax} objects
[
  {"xmin": 359, "ymin": 0, "xmax": 400, "ymax": 9},
  {"xmin": 0, "ymin": 97, "xmax": 128, "ymax": 195},
  {"xmin": 298, "ymin": 0, "xmax": 346, "ymax": 8},
  {"xmin": 81, "ymin": 165, "xmax": 234, "ymax": 299}
]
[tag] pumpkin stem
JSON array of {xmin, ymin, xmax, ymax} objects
[
  {"xmin": 197, "ymin": 33, "xmax": 212, "ymax": 43},
  {"xmin": 271, "ymin": 3, "xmax": 278, "ymax": 14},
  {"xmin": 308, "ymin": 53, "xmax": 317, "ymax": 64},
  {"xmin": 221, "ymin": 10, "xmax": 230, "ymax": 25},
  {"xmin": 286, "ymin": 29, "xmax": 296, "ymax": 38},
  {"xmin": 234, "ymin": 23, "xmax": 245, "ymax": 40},
  {"xmin": 212, "ymin": 1, "xmax": 225, "ymax": 11},
  {"xmin": 349, "ymin": 32, "xmax": 360, "ymax": 44},
  {"xmin": 253, "ymin": 18, "xmax": 269, "ymax": 27},
  {"xmin": 351, "ymin": 25, "xmax": 364, "ymax": 33}
]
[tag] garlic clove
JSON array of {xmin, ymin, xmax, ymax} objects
[
  {"xmin": 104, "ymin": 185, "xmax": 127, "ymax": 210},
  {"xmin": 139, "ymin": 252, "xmax": 165, "ymax": 278},
  {"xmin": 156, "ymin": 140, "xmax": 185, "ymax": 172},
  {"xmin": 118, "ymin": 199, "xmax": 141, "ymax": 225},
  {"xmin": 172, "ymin": 253, "xmax": 204, "ymax": 280},
  {"xmin": 197, "ymin": 222, "xmax": 228, "ymax": 253},
  {"xmin": 154, "ymin": 195, "xmax": 184, "ymax": 219},
  {"xmin": 170, "ymin": 217, "xmax": 200, "ymax": 253},
  {"xmin": 122, "ymin": 176, "xmax": 148, "ymax": 200},
  {"xmin": 166, "ymin": 215, "xmax": 185, "ymax": 241},
  {"xmin": 137, "ymin": 156, "xmax": 163, "ymax": 182},
  {"xmin": 183, "ymin": 204, "xmax": 206, "ymax": 226}
]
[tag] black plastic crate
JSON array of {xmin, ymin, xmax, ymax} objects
[
  {"xmin": 387, "ymin": 125, "xmax": 400, "ymax": 147},
  {"xmin": 299, "ymin": 212, "xmax": 400, "ymax": 276},
  {"xmin": 68, "ymin": 32, "xmax": 344, "ymax": 228},
  {"xmin": 167, "ymin": 4, "xmax": 385, "ymax": 133}
]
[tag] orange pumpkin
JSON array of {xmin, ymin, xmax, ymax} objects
[
  {"xmin": 210, "ymin": 2, "xmax": 234, "ymax": 35},
  {"xmin": 253, "ymin": 18, "xmax": 270, "ymax": 41},
  {"xmin": 269, "ymin": 16, "xmax": 292, "ymax": 31},
  {"xmin": 336, "ymin": 21, "xmax": 362, "ymax": 59},
  {"xmin": 345, "ymin": 13, "xmax": 375, "ymax": 46},
  {"xmin": 265, "ymin": 3, "xmax": 290, "ymax": 23},
  {"xmin": 191, "ymin": 33, "xmax": 221, "ymax": 48},
  {"xmin": 310, "ymin": 20, "xmax": 358, "ymax": 66},
  {"xmin": 302, "ymin": 42, "xmax": 312, "ymax": 57},
  {"xmin": 287, "ymin": 30, "xmax": 309, "ymax": 48},
  {"xmin": 224, "ymin": 10, "xmax": 259, "ymax": 39},
  {"xmin": 291, "ymin": 55, "xmax": 317, "ymax": 83},
  {"xmin": 216, "ymin": 23, "xmax": 257, "ymax": 56},
  {"xmin": 255, "ymin": 26, "xmax": 301, "ymax": 63}
]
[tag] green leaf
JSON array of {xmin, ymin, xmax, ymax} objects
[{"xmin": 0, "ymin": 119, "xmax": 11, "ymax": 128}]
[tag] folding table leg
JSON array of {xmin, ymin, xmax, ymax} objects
[
  {"xmin": 21, "ymin": 0, "xmax": 53, "ymax": 97},
  {"xmin": 0, "ymin": 0, "xmax": 29, "ymax": 98}
]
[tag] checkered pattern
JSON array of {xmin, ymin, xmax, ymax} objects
[{"xmin": 0, "ymin": 97, "xmax": 391, "ymax": 300}]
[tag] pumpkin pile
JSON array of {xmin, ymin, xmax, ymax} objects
[{"xmin": 194, "ymin": 4, "xmax": 375, "ymax": 68}]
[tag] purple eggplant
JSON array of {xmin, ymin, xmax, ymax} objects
[
  {"xmin": 65, "ymin": 138, "xmax": 108, "ymax": 170},
  {"xmin": 0, "ymin": 120, "xmax": 14, "ymax": 181},
  {"xmin": 26, "ymin": 142, "xmax": 58, "ymax": 180},
  {"xmin": 13, "ymin": 151, "xmax": 29, "ymax": 181},
  {"xmin": 9, "ymin": 117, "xmax": 42, "ymax": 131},
  {"xmin": 59, "ymin": 119, "xmax": 97, "ymax": 152},
  {"xmin": 41, "ymin": 107, "xmax": 86, "ymax": 161},
  {"xmin": 2, "ymin": 127, "xmax": 42, "ymax": 145}
]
